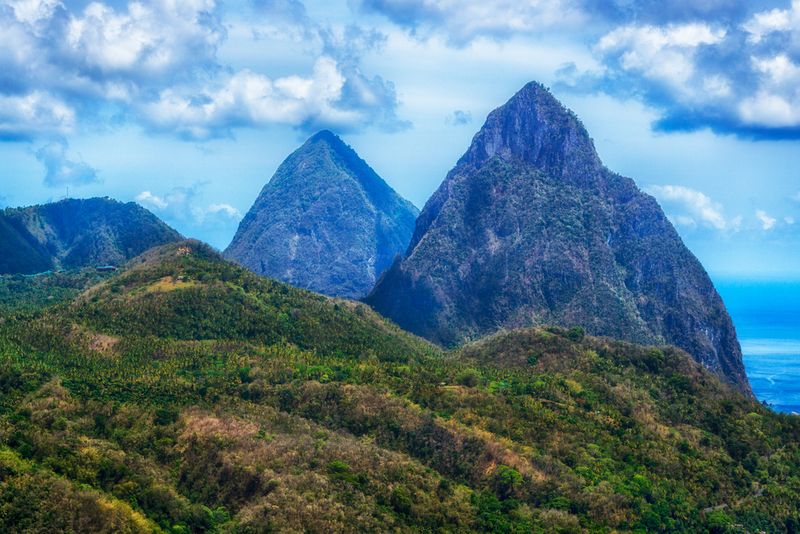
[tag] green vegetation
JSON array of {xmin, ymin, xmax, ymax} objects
[
  {"xmin": 0, "ymin": 241, "xmax": 797, "ymax": 532},
  {"xmin": 0, "ymin": 269, "xmax": 113, "ymax": 315},
  {"xmin": 0, "ymin": 197, "xmax": 181, "ymax": 275}
]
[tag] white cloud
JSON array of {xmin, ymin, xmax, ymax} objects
[
  {"xmin": 207, "ymin": 203, "xmax": 240, "ymax": 218},
  {"xmin": 35, "ymin": 138, "xmax": 99, "ymax": 187},
  {"xmin": 142, "ymin": 57, "xmax": 379, "ymax": 139},
  {"xmin": 135, "ymin": 190, "xmax": 168, "ymax": 209},
  {"xmin": 6, "ymin": 0, "xmax": 60, "ymax": 26},
  {"xmin": 0, "ymin": 0, "xmax": 404, "ymax": 139},
  {"xmin": 597, "ymin": 22, "xmax": 726, "ymax": 51},
  {"xmin": 557, "ymin": 1, "xmax": 800, "ymax": 137},
  {"xmin": 0, "ymin": 0, "xmax": 224, "ymax": 87},
  {"xmin": 743, "ymin": 5, "xmax": 793, "ymax": 44},
  {"xmin": 64, "ymin": 0, "xmax": 222, "ymax": 78},
  {"xmin": 756, "ymin": 209, "xmax": 777, "ymax": 230},
  {"xmin": 594, "ymin": 23, "xmax": 727, "ymax": 101},
  {"xmin": 136, "ymin": 185, "xmax": 204, "ymax": 221},
  {"xmin": 0, "ymin": 0, "xmax": 225, "ymax": 137},
  {"xmin": 0, "ymin": 91, "xmax": 75, "ymax": 139},
  {"xmin": 649, "ymin": 184, "xmax": 734, "ymax": 231},
  {"xmin": 738, "ymin": 91, "xmax": 800, "ymax": 128},
  {"xmin": 742, "ymin": 0, "xmax": 800, "ymax": 44},
  {"xmin": 358, "ymin": 0, "xmax": 587, "ymax": 45},
  {"xmin": 785, "ymin": 216, "xmax": 795, "ymax": 225},
  {"xmin": 670, "ymin": 214, "xmax": 697, "ymax": 228},
  {"xmin": 135, "ymin": 184, "xmax": 240, "ymax": 226},
  {"xmin": 737, "ymin": 54, "xmax": 800, "ymax": 128}
]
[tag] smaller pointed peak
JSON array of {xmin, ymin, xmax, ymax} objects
[
  {"xmin": 302, "ymin": 130, "xmax": 355, "ymax": 159},
  {"xmin": 307, "ymin": 129, "xmax": 343, "ymax": 146}
]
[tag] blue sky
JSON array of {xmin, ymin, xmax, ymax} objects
[{"xmin": 1, "ymin": 0, "xmax": 800, "ymax": 278}]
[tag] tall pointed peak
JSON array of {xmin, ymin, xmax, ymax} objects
[
  {"xmin": 459, "ymin": 81, "xmax": 602, "ymax": 181},
  {"xmin": 368, "ymin": 81, "xmax": 750, "ymax": 394}
]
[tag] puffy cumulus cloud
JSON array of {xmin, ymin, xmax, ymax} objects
[
  {"xmin": 356, "ymin": 0, "xmax": 748, "ymax": 45},
  {"xmin": 743, "ymin": 3, "xmax": 797, "ymax": 44},
  {"xmin": 649, "ymin": 185, "xmax": 739, "ymax": 231},
  {"xmin": 0, "ymin": 0, "xmax": 224, "ymax": 136},
  {"xmin": 559, "ymin": 1, "xmax": 800, "ymax": 138},
  {"xmin": 35, "ymin": 138, "xmax": 99, "ymax": 187},
  {"xmin": 63, "ymin": 0, "xmax": 223, "ymax": 82},
  {"xmin": 136, "ymin": 184, "xmax": 240, "ymax": 227},
  {"xmin": 142, "ymin": 56, "xmax": 406, "ymax": 139},
  {"xmin": 357, "ymin": 0, "xmax": 587, "ymax": 45},
  {"xmin": 0, "ymin": 0, "xmax": 404, "ymax": 140},
  {"xmin": 0, "ymin": 0, "xmax": 223, "ymax": 94},
  {"xmin": 0, "ymin": 91, "xmax": 74, "ymax": 140},
  {"xmin": 356, "ymin": 0, "xmax": 800, "ymax": 138},
  {"xmin": 737, "ymin": 53, "xmax": 800, "ymax": 129},
  {"xmin": 243, "ymin": 6, "xmax": 406, "ymax": 135},
  {"xmin": 595, "ymin": 23, "xmax": 727, "ymax": 89},
  {"xmin": 756, "ymin": 209, "xmax": 777, "ymax": 230}
]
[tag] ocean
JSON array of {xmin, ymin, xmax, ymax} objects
[{"xmin": 716, "ymin": 280, "xmax": 800, "ymax": 414}]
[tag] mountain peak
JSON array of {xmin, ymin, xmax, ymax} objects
[
  {"xmin": 459, "ymin": 82, "xmax": 602, "ymax": 182},
  {"xmin": 225, "ymin": 132, "xmax": 419, "ymax": 299},
  {"xmin": 307, "ymin": 129, "xmax": 342, "ymax": 146},
  {"xmin": 367, "ymin": 81, "xmax": 750, "ymax": 394},
  {"xmin": 276, "ymin": 131, "xmax": 375, "ymax": 191}
]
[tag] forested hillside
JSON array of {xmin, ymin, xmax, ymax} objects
[
  {"xmin": 0, "ymin": 241, "xmax": 797, "ymax": 532},
  {"xmin": 0, "ymin": 198, "xmax": 181, "ymax": 275}
]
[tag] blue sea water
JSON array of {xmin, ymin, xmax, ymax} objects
[{"xmin": 716, "ymin": 280, "xmax": 800, "ymax": 414}]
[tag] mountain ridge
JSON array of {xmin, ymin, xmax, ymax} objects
[{"xmin": 0, "ymin": 197, "xmax": 182, "ymax": 275}]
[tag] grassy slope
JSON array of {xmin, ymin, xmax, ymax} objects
[{"xmin": 0, "ymin": 241, "xmax": 797, "ymax": 533}]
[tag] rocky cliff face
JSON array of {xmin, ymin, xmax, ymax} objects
[
  {"xmin": 366, "ymin": 82, "xmax": 750, "ymax": 393},
  {"xmin": 224, "ymin": 131, "xmax": 419, "ymax": 299},
  {"xmin": 0, "ymin": 197, "xmax": 182, "ymax": 274}
]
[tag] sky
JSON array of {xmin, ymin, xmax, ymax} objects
[{"xmin": 1, "ymin": 0, "xmax": 800, "ymax": 279}]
